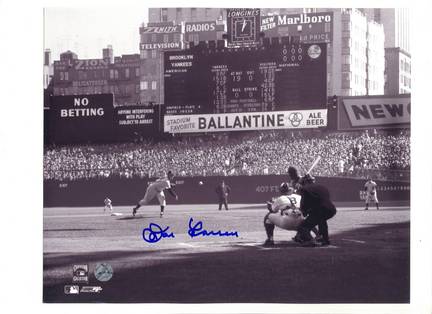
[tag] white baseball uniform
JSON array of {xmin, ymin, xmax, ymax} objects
[
  {"xmin": 364, "ymin": 180, "xmax": 379, "ymax": 203},
  {"xmin": 267, "ymin": 193, "xmax": 304, "ymax": 230},
  {"xmin": 139, "ymin": 177, "xmax": 171, "ymax": 206},
  {"xmin": 104, "ymin": 198, "xmax": 112, "ymax": 212}
]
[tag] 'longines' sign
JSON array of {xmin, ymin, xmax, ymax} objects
[{"xmin": 227, "ymin": 8, "xmax": 261, "ymax": 45}]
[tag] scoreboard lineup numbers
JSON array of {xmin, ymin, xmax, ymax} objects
[{"xmin": 164, "ymin": 42, "xmax": 326, "ymax": 115}]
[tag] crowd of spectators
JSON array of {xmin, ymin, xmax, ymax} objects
[{"xmin": 43, "ymin": 129, "xmax": 410, "ymax": 181}]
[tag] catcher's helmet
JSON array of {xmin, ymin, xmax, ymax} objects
[{"xmin": 279, "ymin": 182, "xmax": 290, "ymax": 194}]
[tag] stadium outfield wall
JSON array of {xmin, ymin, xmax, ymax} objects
[{"xmin": 43, "ymin": 175, "xmax": 410, "ymax": 207}]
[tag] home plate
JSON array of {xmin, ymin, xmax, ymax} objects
[{"xmin": 110, "ymin": 212, "xmax": 123, "ymax": 216}]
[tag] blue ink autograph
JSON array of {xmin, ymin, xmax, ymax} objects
[
  {"xmin": 188, "ymin": 217, "xmax": 239, "ymax": 238},
  {"xmin": 142, "ymin": 223, "xmax": 175, "ymax": 243},
  {"xmin": 142, "ymin": 218, "xmax": 239, "ymax": 243}
]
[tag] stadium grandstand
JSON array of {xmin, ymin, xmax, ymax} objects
[{"xmin": 43, "ymin": 129, "xmax": 410, "ymax": 182}]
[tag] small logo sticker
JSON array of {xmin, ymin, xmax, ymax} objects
[
  {"xmin": 94, "ymin": 263, "xmax": 113, "ymax": 282},
  {"xmin": 72, "ymin": 264, "xmax": 89, "ymax": 283},
  {"xmin": 64, "ymin": 285, "xmax": 80, "ymax": 294}
]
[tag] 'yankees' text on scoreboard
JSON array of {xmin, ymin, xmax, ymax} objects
[{"xmin": 164, "ymin": 42, "xmax": 327, "ymax": 115}]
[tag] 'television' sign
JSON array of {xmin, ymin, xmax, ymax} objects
[
  {"xmin": 338, "ymin": 95, "xmax": 411, "ymax": 130},
  {"xmin": 140, "ymin": 42, "xmax": 181, "ymax": 50}
]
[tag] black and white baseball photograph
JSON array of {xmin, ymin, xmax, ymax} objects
[{"xmin": 1, "ymin": 0, "xmax": 431, "ymax": 313}]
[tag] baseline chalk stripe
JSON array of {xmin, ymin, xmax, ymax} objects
[{"xmin": 341, "ymin": 238, "xmax": 366, "ymax": 244}]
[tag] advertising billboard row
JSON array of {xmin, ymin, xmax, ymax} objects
[{"xmin": 47, "ymin": 94, "xmax": 410, "ymax": 143}]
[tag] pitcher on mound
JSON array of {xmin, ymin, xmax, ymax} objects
[{"xmin": 132, "ymin": 171, "xmax": 178, "ymax": 218}]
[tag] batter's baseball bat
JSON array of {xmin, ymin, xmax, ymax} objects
[{"xmin": 306, "ymin": 156, "xmax": 321, "ymax": 175}]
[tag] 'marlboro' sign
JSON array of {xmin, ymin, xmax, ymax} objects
[{"xmin": 261, "ymin": 12, "xmax": 333, "ymax": 43}]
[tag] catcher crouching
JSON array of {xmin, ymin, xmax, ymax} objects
[{"xmin": 263, "ymin": 182, "xmax": 318, "ymax": 247}]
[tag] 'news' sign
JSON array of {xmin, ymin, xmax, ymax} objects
[{"xmin": 338, "ymin": 95, "xmax": 411, "ymax": 130}]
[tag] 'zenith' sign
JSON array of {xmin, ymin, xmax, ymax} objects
[{"xmin": 140, "ymin": 26, "xmax": 181, "ymax": 33}]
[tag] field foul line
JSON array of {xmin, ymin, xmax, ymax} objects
[
  {"xmin": 341, "ymin": 238, "xmax": 366, "ymax": 244},
  {"xmin": 175, "ymin": 240, "xmax": 262, "ymax": 249},
  {"xmin": 178, "ymin": 242, "xmax": 198, "ymax": 248},
  {"xmin": 174, "ymin": 241, "xmax": 340, "ymax": 250}
]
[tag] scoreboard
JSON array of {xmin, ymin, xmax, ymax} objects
[{"xmin": 164, "ymin": 42, "xmax": 327, "ymax": 115}]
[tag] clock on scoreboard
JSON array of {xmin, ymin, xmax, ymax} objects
[{"xmin": 226, "ymin": 8, "xmax": 261, "ymax": 46}]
